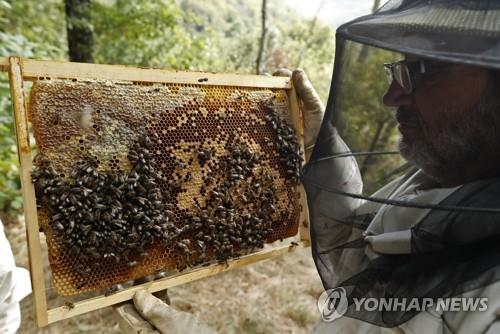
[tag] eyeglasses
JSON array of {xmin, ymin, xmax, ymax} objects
[
  {"xmin": 384, "ymin": 59, "xmax": 456, "ymax": 94},
  {"xmin": 384, "ymin": 60, "xmax": 427, "ymax": 94}
]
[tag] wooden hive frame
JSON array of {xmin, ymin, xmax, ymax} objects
[{"xmin": 0, "ymin": 56, "xmax": 310, "ymax": 327}]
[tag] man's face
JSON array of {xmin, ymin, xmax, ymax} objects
[{"xmin": 382, "ymin": 55, "xmax": 500, "ymax": 183}]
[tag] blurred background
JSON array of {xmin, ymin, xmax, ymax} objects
[{"xmin": 0, "ymin": 0, "xmax": 395, "ymax": 333}]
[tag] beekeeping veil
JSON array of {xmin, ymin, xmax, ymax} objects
[{"xmin": 303, "ymin": 0, "xmax": 500, "ymax": 327}]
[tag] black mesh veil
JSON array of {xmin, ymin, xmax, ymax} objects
[
  {"xmin": 302, "ymin": 0, "xmax": 500, "ymax": 328},
  {"xmin": 339, "ymin": 0, "xmax": 500, "ymax": 69}
]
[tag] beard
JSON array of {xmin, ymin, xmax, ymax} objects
[{"xmin": 398, "ymin": 87, "xmax": 500, "ymax": 182}]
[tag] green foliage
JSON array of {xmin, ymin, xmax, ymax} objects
[
  {"xmin": 269, "ymin": 9, "xmax": 335, "ymax": 102},
  {"xmin": 0, "ymin": 75, "xmax": 23, "ymax": 215},
  {"xmin": 92, "ymin": 0, "xmax": 205, "ymax": 69},
  {"xmin": 177, "ymin": 0, "xmax": 262, "ymax": 72},
  {"xmin": 1, "ymin": 0, "xmax": 67, "ymax": 60},
  {"xmin": 0, "ymin": 0, "xmax": 67, "ymax": 218}
]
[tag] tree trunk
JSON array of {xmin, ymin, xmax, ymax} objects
[
  {"xmin": 64, "ymin": 0, "xmax": 94, "ymax": 63},
  {"xmin": 256, "ymin": 0, "xmax": 268, "ymax": 74}
]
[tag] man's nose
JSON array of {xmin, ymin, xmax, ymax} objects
[{"xmin": 382, "ymin": 81, "xmax": 412, "ymax": 107}]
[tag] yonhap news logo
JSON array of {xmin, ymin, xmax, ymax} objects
[
  {"xmin": 317, "ymin": 287, "xmax": 488, "ymax": 322},
  {"xmin": 317, "ymin": 287, "xmax": 349, "ymax": 322}
]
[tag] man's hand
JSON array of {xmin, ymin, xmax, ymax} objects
[
  {"xmin": 114, "ymin": 290, "xmax": 215, "ymax": 334},
  {"xmin": 273, "ymin": 68, "xmax": 325, "ymax": 160}
]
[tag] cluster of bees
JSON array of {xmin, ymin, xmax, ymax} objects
[
  {"xmin": 173, "ymin": 140, "xmax": 278, "ymax": 268},
  {"xmin": 264, "ymin": 106, "xmax": 303, "ymax": 183},
  {"xmin": 31, "ymin": 135, "xmax": 178, "ymax": 275},
  {"xmin": 32, "ymin": 109, "xmax": 303, "ymax": 283}
]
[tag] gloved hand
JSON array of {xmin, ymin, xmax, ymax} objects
[
  {"xmin": 114, "ymin": 290, "xmax": 215, "ymax": 334},
  {"xmin": 273, "ymin": 68, "xmax": 325, "ymax": 161}
]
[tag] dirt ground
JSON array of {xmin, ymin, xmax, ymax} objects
[{"xmin": 5, "ymin": 219, "xmax": 324, "ymax": 334}]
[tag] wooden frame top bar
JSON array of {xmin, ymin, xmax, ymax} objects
[{"xmin": 0, "ymin": 57, "xmax": 291, "ymax": 88}]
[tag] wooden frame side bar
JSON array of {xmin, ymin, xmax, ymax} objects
[
  {"xmin": 46, "ymin": 240, "xmax": 309, "ymax": 325},
  {"xmin": 0, "ymin": 57, "xmax": 291, "ymax": 89},
  {"xmin": 8, "ymin": 57, "xmax": 49, "ymax": 327},
  {"xmin": 286, "ymin": 83, "xmax": 310, "ymax": 241}
]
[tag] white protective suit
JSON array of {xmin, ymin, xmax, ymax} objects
[{"xmin": 0, "ymin": 221, "xmax": 31, "ymax": 334}]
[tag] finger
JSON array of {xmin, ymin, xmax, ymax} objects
[
  {"xmin": 134, "ymin": 290, "xmax": 214, "ymax": 334},
  {"xmin": 114, "ymin": 303, "xmax": 160, "ymax": 334},
  {"xmin": 133, "ymin": 290, "xmax": 174, "ymax": 334},
  {"xmin": 292, "ymin": 69, "xmax": 325, "ymax": 113},
  {"xmin": 272, "ymin": 68, "xmax": 292, "ymax": 77},
  {"xmin": 291, "ymin": 69, "xmax": 325, "ymax": 153}
]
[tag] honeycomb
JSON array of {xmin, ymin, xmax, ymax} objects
[{"xmin": 28, "ymin": 78, "xmax": 301, "ymax": 296}]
